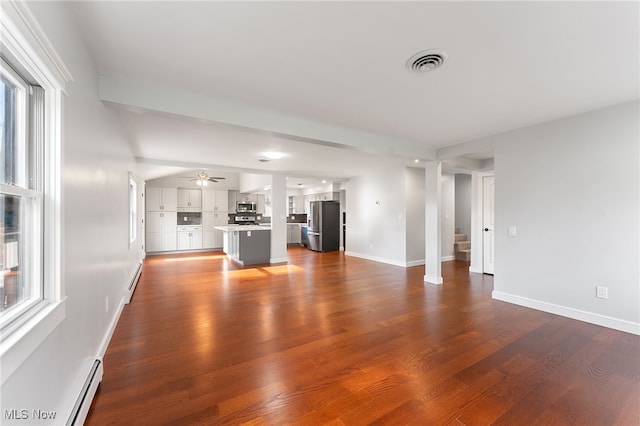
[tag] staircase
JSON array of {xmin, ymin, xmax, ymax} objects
[{"xmin": 454, "ymin": 229, "xmax": 471, "ymax": 261}]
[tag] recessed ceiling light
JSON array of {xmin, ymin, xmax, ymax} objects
[
  {"xmin": 322, "ymin": 180, "xmax": 327, "ymax": 184},
  {"xmin": 406, "ymin": 49, "xmax": 447, "ymax": 73},
  {"xmin": 263, "ymin": 151, "xmax": 285, "ymax": 160},
  {"xmin": 414, "ymin": 159, "xmax": 420, "ymax": 163}
]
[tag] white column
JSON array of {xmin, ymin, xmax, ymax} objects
[
  {"xmin": 270, "ymin": 173, "xmax": 288, "ymax": 264},
  {"xmin": 424, "ymin": 161, "xmax": 443, "ymax": 285}
]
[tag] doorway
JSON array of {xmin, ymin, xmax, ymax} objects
[{"xmin": 482, "ymin": 175, "xmax": 495, "ymax": 274}]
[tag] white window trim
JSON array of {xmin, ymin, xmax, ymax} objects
[
  {"xmin": 129, "ymin": 173, "xmax": 137, "ymax": 246},
  {"xmin": 0, "ymin": 1, "xmax": 72, "ymax": 385}
]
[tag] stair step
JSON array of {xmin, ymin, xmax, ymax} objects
[
  {"xmin": 456, "ymin": 249, "xmax": 471, "ymax": 262},
  {"xmin": 454, "ymin": 233, "xmax": 467, "ymax": 242},
  {"xmin": 455, "ymin": 241, "xmax": 471, "ymax": 252}
]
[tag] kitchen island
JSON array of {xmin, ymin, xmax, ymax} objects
[{"xmin": 214, "ymin": 225, "xmax": 271, "ymax": 266}]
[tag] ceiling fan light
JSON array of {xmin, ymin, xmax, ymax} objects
[
  {"xmin": 196, "ymin": 180, "xmax": 202, "ymax": 186},
  {"xmin": 201, "ymin": 180, "xmax": 208, "ymax": 186}
]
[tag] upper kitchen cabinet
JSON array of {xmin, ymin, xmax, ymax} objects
[
  {"xmin": 202, "ymin": 190, "xmax": 229, "ymax": 212},
  {"xmin": 146, "ymin": 187, "xmax": 177, "ymax": 212},
  {"xmin": 177, "ymin": 189, "xmax": 202, "ymax": 211}
]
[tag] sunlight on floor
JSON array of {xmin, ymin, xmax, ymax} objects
[
  {"xmin": 220, "ymin": 264, "xmax": 306, "ymax": 279},
  {"xmin": 164, "ymin": 254, "xmax": 227, "ymax": 262}
]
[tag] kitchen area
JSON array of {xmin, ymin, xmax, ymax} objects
[{"xmin": 145, "ymin": 179, "xmax": 344, "ymax": 266}]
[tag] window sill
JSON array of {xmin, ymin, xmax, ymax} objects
[{"xmin": 0, "ymin": 298, "xmax": 66, "ymax": 385}]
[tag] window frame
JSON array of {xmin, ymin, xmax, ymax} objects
[
  {"xmin": 1, "ymin": 56, "xmax": 45, "ymax": 331},
  {"xmin": 128, "ymin": 173, "xmax": 137, "ymax": 246},
  {"xmin": 0, "ymin": 2, "xmax": 71, "ymax": 385}
]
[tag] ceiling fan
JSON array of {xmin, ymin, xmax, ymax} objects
[{"xmin": 179, "ymin": 171, "xmax": 226, "ymax": 186}]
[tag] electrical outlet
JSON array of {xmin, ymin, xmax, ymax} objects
[
  {"xmin": 105, "ymin": 296, "xmax": 110, "ymax": 312},
  {"xmin": 596, "ymin": 286, "xmax": 608, "ymax": 299}
]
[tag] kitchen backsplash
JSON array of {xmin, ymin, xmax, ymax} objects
[
  {"xmin": 177, "ymin": 212, "xmax": 202, "ymax": 225},
  {"xmin": 287, "ymin": 214, "xmax": 307, "ymax": 223}
]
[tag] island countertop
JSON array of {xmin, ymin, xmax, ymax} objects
[{"xmin": 214, "ymin": 225, "xmax": 271, "ymax": 232}]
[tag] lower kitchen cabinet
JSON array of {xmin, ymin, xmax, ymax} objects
[
  {"xmin": 146, "ymin": 211, "xmax": 177, "ymax": 252},
  {"xmin": 287, "ymin": 224, "xmax": 302, "ymax": 245},
  {"xmin": 177, "ymin": 227, "xmax": 203, "ymax": 250},
  {"xmin": 146, "ymin": 231, "xmax": 177, "ymax": 252}
]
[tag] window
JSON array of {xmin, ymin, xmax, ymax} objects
[
  {"xmin": 129, "ymin": 174, "xmax": 137, "ymax": 245},
  {"xmin": 0, "ymin": 2, "xmax": 69, "ymax": 384},
  {"xmin": 1, "ymin": 57, "xmax": 43, "ymax": 324}
]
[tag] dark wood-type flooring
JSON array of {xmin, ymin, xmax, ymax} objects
[{"xmin": 86, "ymin": 247, "xmax": 640, "ymax": 425}]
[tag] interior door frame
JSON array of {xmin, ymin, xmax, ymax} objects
[{"xmin": 469, "ymin": 171, "xmax": 495, "ymax": 274}]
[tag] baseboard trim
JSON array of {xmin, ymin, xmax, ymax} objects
[
  {"xmin": 345, "ymin": 251, "xmax": 408, "ymax": 268},
  {"xmin": 124, "ymin": 262, "xmax": 142, "ymax": 304},
  {"xmin": 406, "ymin": 259, "xmax": 425, "ymax": 267},
  {"xmin": 66, "ymin": 358, "xmax": 103, "ymax": 426},
  {"xmin": 492, "ymin": 291, "xmax": 640, "ymax": 335},
  {"xmin": 424, "ymin": 274, "xmax": 443, "ymax": 285},
  {"xmin": 441, "ymin": 255, "xmax": 455, "ymax": 262},
  {"xmin": 469, "ymin": 266, "xmax": 483, "ymax": 273},
  {"xmin": 270, "ymin": 257, "xmax": 288, "ymax": 265}
]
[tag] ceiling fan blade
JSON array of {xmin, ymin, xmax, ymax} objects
[{"xmin": 208, "ymin": 177, "xmax": 225, "ymax": 180}]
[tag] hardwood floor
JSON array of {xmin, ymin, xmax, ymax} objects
[{"xmin": 86, "ymin": 248, "xmax": 640, "ymax": 425}]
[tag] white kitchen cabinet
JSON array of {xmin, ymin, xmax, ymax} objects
[
  {"xmin": 146, "ymin": 187, "xmax": 177, "ymax": 212},
  {"xmin": 202, "ymin": 190, "xmax": 228, "ymax": 212},
  {"xmin": 239, "ymin": 193, "xmax": 257, "ymax": 203},
  {"xmin": 177, "ymin": 226, "xmax": 202, "ymax": 250},
  {"xmin": 228, "ymin": 190, "xmax": 239, "ymax": 212},
  {"xmin": 256, "ymin": 194, "xmax": 265, "ymax": 214},
  {"xmin": 287, "ymin": 223, "xmax": 302, "ymax": 245},
  {"xmin": 202, "ymin": 211, "xmax": 228, "ymax": 248},
  {"xmin": 146, "ymin": 211, "xmax": 177, "ymax": 252},
  {"xmin": 177, "ymin": 189, "xmax": 202, "ymax": 211}
]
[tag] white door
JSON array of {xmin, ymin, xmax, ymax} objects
[{"xmin": 483, "ymin": 176, "xmax": 495, "ymax": 274}]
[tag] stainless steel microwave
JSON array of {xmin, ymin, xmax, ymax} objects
[{"xmin": 237, "ymin": 201, "xmax": 256, "ymax": 212}]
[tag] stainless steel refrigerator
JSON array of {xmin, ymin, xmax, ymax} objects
[{"xmin": 307, "ymin": 201, "xmax": 340, "ymax": 252}]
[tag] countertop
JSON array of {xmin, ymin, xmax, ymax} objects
[{"xmin": 214, "ymin": 225, "xmax": 271, "ymax": 232}]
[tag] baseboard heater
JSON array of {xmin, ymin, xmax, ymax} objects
[
  {"xmin": 125, "ymin": 262, "xmax": 142, "ymax": 304},
  {"xmin": 66, "ymin": 358, "xmax": 103, "ymax": 426}
]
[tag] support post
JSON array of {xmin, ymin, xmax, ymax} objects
[
  {"xmin": 424, "ymin": 161, "xmax": 443, "ymax": 285},
  {"xmin": 270, "ymin": 173, "xmax": 288, "ymax": 264}
]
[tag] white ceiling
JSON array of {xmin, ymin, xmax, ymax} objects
[{"xmin": 69, "ymin": 1, "xmax": 639, "ymax": 182}]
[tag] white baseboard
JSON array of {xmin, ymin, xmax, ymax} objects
[
  {"xmin": 492, "ymin": 291, "xmax": 640, "ymax": 335},
  {"xmin": 469, "ymin": 266, "xmax": 483, "ymax": 273},
  {"xmin": 67, "ymin": 358, "xmax": 103, "ymax": 426},
  {"xmin": 124, "ymin": 262, "xmax": 142, "ymax": 304},
  {"xmin": 270, "ymin": 257, "xmax": 288, "ymax": 265},
  {"xmin": 345, "ymin": 251, "xmax": 409, "ymax": 268},
  {"xmin": 441, "ymin": 255, "xmax": 455, "ymax": 262},
  {"xmin": 406, "ymin": 259, "xmax": 425, "ymax": 267},
  {"xmin": 424, "ymin": 274, "xmax": 443, "ymax": 285}
]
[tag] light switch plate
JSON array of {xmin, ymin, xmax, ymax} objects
[{"xmin": 508, "ymin": 226, "xmax": 517, "ymax": 236}]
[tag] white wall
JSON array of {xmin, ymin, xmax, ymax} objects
[
  {"xmin": 147, "ymin": 173, "xmax": 239, "ymax": 190},
  {"xmin": 493, "ymin": 101, "xmax": 639, "ymax": 333},
  {"xmin": 1, "ymin": 2, "xmax": 141, "ymax": 423},
  {"xmin": 345, "ymin": 168, "xmax": 407, "ymax": 265},
  {"xmin": 455, "ymin": 173, "xmax": 472, "ymax": 238},
  {"xmin": 405, "ymin": 167, "xmax": 425, "ymax": 264},
  {"xmin": 441, "ymin": 173, "xmax": 455, "ymax": 260},
  {"xmin": 239, "ymin": 172, "xmax": 270, "ymax": 193}
]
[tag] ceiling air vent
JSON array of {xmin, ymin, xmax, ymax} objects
[{"xmin": 406, "ymin": 49, "xmax": 447, "ymax": 73}]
